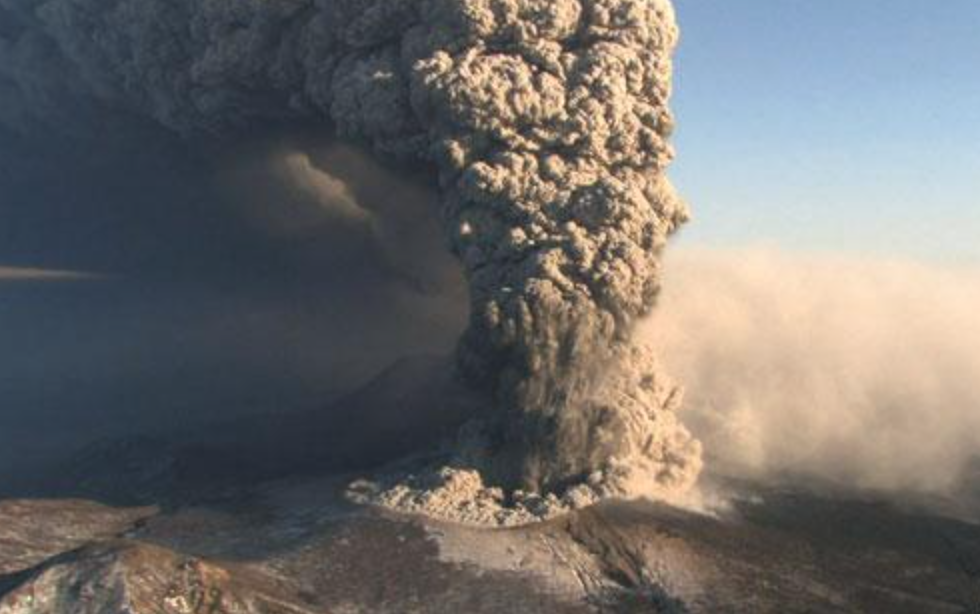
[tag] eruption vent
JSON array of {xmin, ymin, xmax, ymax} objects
[{"xmin": 0, "ymin": 0, "xmax": 701, "ymax": 501}]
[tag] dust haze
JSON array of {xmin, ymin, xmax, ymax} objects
[{"xmin": 648, "ymin": 247, "xmax": 980, "ymax": 499}]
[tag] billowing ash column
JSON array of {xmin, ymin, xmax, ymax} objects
[
  {"xmin": 0, "ymin": 0, "xmax": 701, "ymax": 500},
  {"xmin": 403, "ymin": 0, "xmax": 703, "ymax": 496}
]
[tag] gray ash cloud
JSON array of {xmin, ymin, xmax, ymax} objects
[{"xmin": 0, "ymin": 0, "xmax": 701, "ymax": 499}]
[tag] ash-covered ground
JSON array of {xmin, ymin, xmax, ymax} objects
[{"xmin": 2, "ymin": 356, "xmax": 980, "ymax": 613}]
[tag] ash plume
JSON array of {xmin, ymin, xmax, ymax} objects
[
  {"xmin": 648, "ymin": 249, "xmax": 980, "ymax": 499},
  {"xmin": 0, "ymin": 0, "xmax": 701, "ymax": 500}
]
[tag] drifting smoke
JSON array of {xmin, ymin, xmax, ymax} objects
[
  {"xmin": 216, "ymin": 139, "xmax": 462, "ymax": 293},
  {"xmin": 647, "ymin": 248, "xmax": 980, "ymax": 497},
  {"xmin": 0, "ymin": 0, "xmax": 701, "ymax": 501},
  {"xmin": 0, "ymin": 266, "xmax": 101, "ymax": 281}
]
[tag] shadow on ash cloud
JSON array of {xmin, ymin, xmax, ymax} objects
[
  {"xmin": 6, "ymin": 244, "xmax": 979, "ymax": 516},
  {"xmin": 0, "ymin": 133, "xmax": 468, "ymax": 486},
  {"xmin": 0, "ymin": 105, "xmax": 976, "ymax": 508},
  {"xmin": 646, "ymin": 247, "xmax": 980, "ymax": 500}
]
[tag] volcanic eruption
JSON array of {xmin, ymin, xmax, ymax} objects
[{"xmin": 0, "ymin": 0, "xmax": 702, "ymax": 508}]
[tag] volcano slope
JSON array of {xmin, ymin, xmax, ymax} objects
[
  {"xmin": 2, "ymin": 358, "xmax": 979, "ymax": 613},
  {"xmin": 2, "ymin": 471, "xmax": 980, "ymax": 613}
]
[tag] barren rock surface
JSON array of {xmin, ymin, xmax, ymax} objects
[
  {"xmin": 2, "ymin": 360, "xmax": 979, "ymax": 612},
  {"xmin": 2, "ymin": 469, "xmax": 979, "ymax": 613}
]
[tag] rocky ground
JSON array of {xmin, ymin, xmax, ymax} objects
[
  {"xmin": 2, "ymin": 473, "xmax": 980, "ymax": 613},
  {"xmin": 2, "ymin": 358, "xmax": 979, "ymax": 612}
]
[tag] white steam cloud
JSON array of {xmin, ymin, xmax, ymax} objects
[{"xmin": 646, "ymin": 248, "xmax": 980, "ymax": 497}]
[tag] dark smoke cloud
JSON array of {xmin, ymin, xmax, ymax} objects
[
  {"xmin": 0, "ymin": 122, "xmax": 465, "ymax": 489},
  {"xmin": 0, "ymin": 0, "xmax": 700, "ymax": 500}
]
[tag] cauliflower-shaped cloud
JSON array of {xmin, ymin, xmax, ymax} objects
[{"xmin": 0, "ymin": 0, "xmax": 701, "ymax": 499}]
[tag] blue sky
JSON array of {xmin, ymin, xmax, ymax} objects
[{"xmin": 669, "ymin": 1, "xmax": 980, "ymax": 264}]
